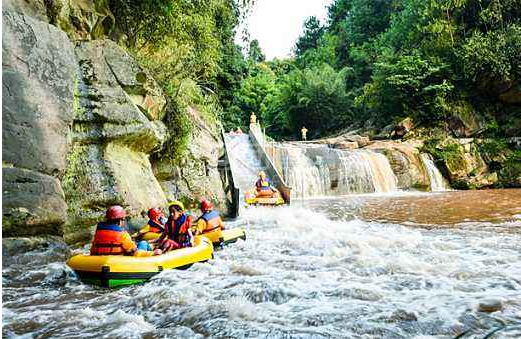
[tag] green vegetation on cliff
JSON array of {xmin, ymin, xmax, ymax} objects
[{"xmin": 109, "ymin": 0, "xmax": 252, "ymax": 161}]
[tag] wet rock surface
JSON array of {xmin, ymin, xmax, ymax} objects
[{"xmin": 478, "ymin": 299, "xmax": 504, "ymax": 313}]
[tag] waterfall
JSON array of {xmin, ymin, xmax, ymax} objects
[
  {"xmin": 420, "ymin": 153, "xmax": 451, "ymax": 192},
  {"xmin": 277, "ymin": 144, "xmax": 397, "ymax": 198}
]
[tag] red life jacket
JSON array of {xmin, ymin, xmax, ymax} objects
[
  {"xmin": 165, "ymin": 214, "xmax": 192, "ymax": 247},
  {"xmin": 91, "ymin": 222, "xmax": 126, "ymax": 255}
]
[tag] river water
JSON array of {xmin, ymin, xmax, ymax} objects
[{"xmin": 3, "ymin": 189, "xmax": 521, "ymax": 338}]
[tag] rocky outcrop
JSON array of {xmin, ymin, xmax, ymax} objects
[
  {"xmin": 364, "ymin": 140, "xmax": 430, "ymax": 190},
  {"xmin": 63, "ymin": 39, "xmax": 168, "ymax": 243},
  {"xmin": 2, "ymin": 8, "xmax": 228, "ymax": 244},
  {"xmin": 2, "ymin": 10, "xmax": 76, "ymax": 237},
  {"xmin": 46, "ymin": 0, "xmax": 115, "ymax": 40},
  {"xmin": 3, "ymin": 0, "xmax": 49, "ymax": 22},
  {"xmin": 153, "ymin": 107, "xmax": 229, "ymax": 214},
  {"xmin": 2, "ymin": 168, "xmax": 68, "ymax": 236}
]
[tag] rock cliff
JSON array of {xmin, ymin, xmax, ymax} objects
[{"xmin": 2, "ymin": 4, "xmax": 228, "ymax": 243}]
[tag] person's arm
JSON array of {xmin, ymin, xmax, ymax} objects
[
  {"xmin": 121, "ymin": 232, "xmax": 138, "ymax": 255},
  {"xmin": 151, "ymin": 231, "xmax": 166, "ymax": 245},
  {"xmin": 131, "ymin": 224, "xmax": 150, "ymax": 240},
  {"xmin": 195, "ymin": 218, "xmax": 206, "ymax": 235}
]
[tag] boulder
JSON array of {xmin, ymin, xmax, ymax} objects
[
  {"xmin": 332, "ymin": 141, "xmax": 359, "ymax": 150},
  {"xmin": 2, "ymin": 168, "xmax": 67, "ymax": 237},
  {"xmin": 478, "ymin": 299, "xmax": 504, "ymax": 313},
  {"xmin": 365, "ymin": 140, "xmax": 430, "ymax": 190},
  {"xmin": 344, "ymin": 135, "xmax": 370, "ymax": 147},
  {"xmin": 468, "ymin": 172, "xmax": 498, "ymax": 188},
  {"xmin": 390, "ymin": 118, "xmax": 414, "ymax": 139}
]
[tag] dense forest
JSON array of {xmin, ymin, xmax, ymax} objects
[
  {"xmin": 223, "ymin": 0, "xmax": 520, "ymax": 140},
  {"xmin": 108, "ymin": 0, "xmax": 519, "ymax": 180}
]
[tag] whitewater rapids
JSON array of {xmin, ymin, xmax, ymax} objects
[{"xmin": 3, "ymin": 192, "xmax": 521, "ymax": 338}]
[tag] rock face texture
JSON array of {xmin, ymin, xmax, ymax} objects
[
  {"xmin": 2, "ymin": 6, "xmax": 229, "ymax": 243},
  {"xmin": 63, "ymin": 39, "xmax": 169, "ymax": 243},
  {"xmin": 365, "ymin": 140, "xmax": 430, "ymax": 190},
  {"xmin": 153, "ymin": 107, "xmax": 228, "ymax": 214},
  {"xmin": 2, "ymin": 10, "xmax": 76, "ymax": 237}
]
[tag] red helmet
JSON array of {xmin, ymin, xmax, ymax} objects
[
  {"xmin": 147, "ymin": 207, "xmax": 162, "ymax": 221},
  {"xmin": 200, "ymin": 199, "xmax": 213, "ymax": 212},
  {"xmin": 106, "ymin": 205, "xmax": 126, "ymax": 221}
]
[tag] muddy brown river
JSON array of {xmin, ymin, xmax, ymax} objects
[{"xmin": 3, "ymin": 189, "xmax": 521, "ymax": 338}]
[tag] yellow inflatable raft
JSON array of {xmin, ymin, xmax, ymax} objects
[
  {"xmin": 245, "ymin": 189, "xmax": 284, "ymax": 206},
  {"xmin": 66, "ymin": 236, "xmax": 213, "ymax": 288},
  {"xmin": 200, "ymin": 228, "xmax": 246, "ymax": 247}
]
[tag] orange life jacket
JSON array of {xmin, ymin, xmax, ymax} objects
[
  {"xmin": 199, "ymin": 210, "xmax": 222, "ymax": 233},
  {"xmin": 90, "ymin": 222, "xmax": 126, "ymax": 255}
]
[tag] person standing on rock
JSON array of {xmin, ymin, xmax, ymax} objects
[
  {"xmin": 91, "ymin": 205, "xmax": 159, "ymax": 256},
  {"xmin": 301, "ymin": 126, "xmax": 308, "ymax": 141},
  {"xmin": 250, "ymin": 112, "xmax": 257, "ymax": 124},
  {"xmin": 194, "ymin": 199, "xmax": 225, "ymax": 235}
]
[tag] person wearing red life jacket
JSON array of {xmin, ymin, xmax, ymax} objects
[
  {"xmin": 91, "ymin": 205, "xmax": 159, "ymax": 256},
  {"xmin": 195, "ymin": 199, "xmax": 225, "ymax": 235},
  {"xmin": 133, "ymin": 207, "xmax": 166, "ymax": 242},
  {"xmin": 152, "ymin": 201, "xmax": 193, "ymax": 252}
]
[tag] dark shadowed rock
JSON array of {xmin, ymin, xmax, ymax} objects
[{"xmin": 2, "ymin": 167, "xmax": 67, "ymax": 236}]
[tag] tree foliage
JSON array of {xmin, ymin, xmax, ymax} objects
[{"xmin": 223, "ymin": 0, "xmax": 520, "ymax": 139}]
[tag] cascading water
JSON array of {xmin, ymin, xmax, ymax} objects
[
  {"xmin": 225, "ymin": 133, "xmax": 266, "ymax": 193},
  {"xmin": 420, "ymin": 153, "xmax": 451, "ymax": 192},
  {"xmin": 277, "ymin": 144, "xmax": 398, "ymax": 198}
]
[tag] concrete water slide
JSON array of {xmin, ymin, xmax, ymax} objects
[{"xmin": 221, "ymin": 124, "xmax": 291, "ymax": 217}]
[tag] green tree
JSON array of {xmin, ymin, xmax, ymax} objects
[
  {"xmin": 279, "ymin": 64, "xmax": 354, "ymax": 138},
  {"xmin": 248, "ymin": 39, "xmax": 265, "ymax": 62},
  {"xmin": 294, "ymin": 16, "xmax": 325, "ymax": 57},
  {"xmin": 358, "ymin": 53, "xmax": 454, "ymax": 124}
]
